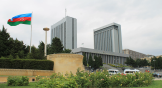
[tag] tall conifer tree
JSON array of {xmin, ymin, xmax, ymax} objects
[
  {"xmin": 0, "ymin": 25, "xmax": 10, "ymax": 57},
  {"xmin": 83, "ymin": 53, "xmax": 87, "ymax": 66},
  {"xmin": 50, "ymin": 37, "xmax": 63, "ymax": 54},
  {"xmin": 88, "ymin": 54, "xmax": 93, "ymax": 67}
]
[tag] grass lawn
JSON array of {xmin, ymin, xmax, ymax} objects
[
  {"xmin": 0, "ymin": 80, "xmax": 162, "ymax": 88},
  {"xmin": 137, "ymin": 80, "xmax": 162, "ymax": 88}
]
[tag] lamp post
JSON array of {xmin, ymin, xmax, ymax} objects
[
  {"xmin": 43, "ymin": 27, "xmax": 49, "ymax": 57},
  {"xmin": 153, "ymin": 60, "xmax": 156, "ymax": 72}
]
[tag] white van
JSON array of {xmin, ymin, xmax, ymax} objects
[
  {"xmin": 108, "ymin": 69, "xmax": 120, "ymax": 75},
  {"xmin": 124, "ymin": 69, "xmax": 140, "ymax": 74}
]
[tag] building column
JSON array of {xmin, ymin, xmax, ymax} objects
[
  {"xmin": 108, "ymin": 55, "xmax": 109, "ymax": 64},
  {"xmin": 102, "ymin": 55, "xmax": 104, "ymax": 63},
  {"xmin": 110, "ymin": 56, "xmax": 112, "ymax": 64},
  {"xmin": 109, "ymin": 56, "xmax": 111, "ymax": 64},
  {"xmin": 113, "ymin": 56, "xmax": 114, "ymax": 64},
  {"xmin": 104, "ymin": 55, "xmax": 106, "ymax": 63},
  {"xmin": 119, "ymin": 57, "xmax": 120, "ymax": 64},
  {"xmin": 106, "ymin": 55, "xmax": 107, "ymax": 64},
  {"xmin": 122, "ymin": 57, "xmax": 124, "ymax": 65}
]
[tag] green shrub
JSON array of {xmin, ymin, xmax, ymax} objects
[
  {"xmin": 35, "ymin": 75, "xmax": 78, "ymax": 88},
  {"xmin": 74, "ymin": 68, "xmax": 92, "ymax": 87},
  {"xmin": 35, "ymin": 68, "xmax": 153, "ymax": 88},
  {"xmin": 7, "ymin": 76, "xmax": 29, "ymax": 86},
  {"xmin": 0, "ymin": 59, "xmax": 54, "ymax": 70}
]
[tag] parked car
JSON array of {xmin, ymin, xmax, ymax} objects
[
  {"xmin": 108, "ymin": 69, "xmax": 120, "ymax": 75},
  {"xmin": 124, "ymin": 69, "xmax": 140, "ymax": 74},
  {"xmin": 152, "ymin": 73, "xmax": 162, "ymax": 78}
]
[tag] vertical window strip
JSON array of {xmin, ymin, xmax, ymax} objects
[
  {"xmin": 64, "ymin": 22, "xmax": 66, "ymax": 49},
  {"xmin": 94, "ymin": 34, "xmax": 96, "ymax": 49},
  {"xmin": 100, "ymin": 32, "xmax": 102, "ymax": 50},
  {"xmin": 98, "ymin": 33, "xmax": 100, "ymax": 50},
  {"xmin": 61, "ymin": 24, "xmax": 63, "ymax": 44},
  {"xmin": 51, "ymin": 29, "xmax": 53, "ymax": 40},
  {"xmin": 104, "ymin": 31, "xmax": 106, "ymax": 51},
  {"xmin": 72, "ymin": 18, "xmax": 74, "ymax": 49},
  {"xmin": 107, "ymin": 30, "xmax": 109, "ymax": 51},
  {"xmin": 96, "ymin": 34, "xmax": 98, "ymax": 49}
]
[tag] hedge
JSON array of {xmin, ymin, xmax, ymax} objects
[
  {"xmin": 0, "ymin": 59, "xmax": 54, "ymax": 70},
  {"xmin": 7, "ymin": 76, "xmax": 29, "ymax": 86}
]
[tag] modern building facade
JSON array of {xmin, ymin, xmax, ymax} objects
[
  {"xmin": 72, "ymin": 47, "xmax": 129, "ymax": 65},
  {"xmin": 94, "ymin": 23, "xmax": 122, "ymax": 53},
  {"xmin": 123, "ymin": 49, "xmax": 147, "ymax": 60},
  {"xmin": 51, "ymin": 16, "xmax": 77, "ymax": 49},
  {"xmin": 72, "ymin": 23, "xmax": 129, "ymax": 65}
]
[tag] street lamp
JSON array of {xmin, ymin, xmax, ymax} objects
[
  {"xmin": 153, "ymin": 60, "xmax": 156, "ymax": 72},
  {"xmin": 43, "ymin": 27, "xmax": 49, "ymax": 56}
]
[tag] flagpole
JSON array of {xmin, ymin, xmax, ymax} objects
[{"xmin": 30, "ymin": 12, "xmax": 33, "ymax": 53}]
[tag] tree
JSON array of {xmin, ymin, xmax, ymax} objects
[
  {"xmin": 50, "ymin": 37, "xmax": 63, "ymax": 54},
  {"xmin": 62, "ymin": 49, "xmax": 71, "ymax": 53},
  {"xmin": 9, "ymin": 54, "xmax": 13, "ymax": 59},
  {"xmin": 142, "ymin": 59, "xmax": 148, "ymax": 66},
  {"xmin": 98, "ymin": 56, "xmax": 103, "ymax": 66},
  {"xmin": 16, "ymin": 55, "xmax": 20, "ymax": 59},
  {"xmin": 83, "ymin": 53, "xmax": 87, "ymax": 66},
  {"xmin": 18, "ymin": 50, "xmax": 24, "ymax": 59},
  {"xmin": 151, "ymin": 56, "xmax": 162, "ymax": 69},
  {"xmin": 129, "ymin": 57, "xmax": 136, "ymax": 67},
  {"xmin": 88, "ymin": 54, "xmax": 93, "ymax": 67},
  {"xmin": 0, "ymin": 26, "xmax": 10, "ymax": 57},
  {"xmin": 26, "ymin": 53, "xmax": 33, "ymax": 59},
  {"xmin": 24, "ymin": 45, "xmax": 30, "ymax": 57},
  {"xmin": 125, "ymin": 57, "xmax": 131, "ymax": 66},
  {"xmin": 91, "ymin": 55, "xmax": 103, "ymax": 69},
  {"xmin": 93, "ymin": 55, "xmax": 100, "ymax": 69},
  {"xmin": 136, "ymin": 58, "xmax": 141, "ymax": 67},
  {"xmin": 125, "ymin": 57, "xmax": 137, "ymax": 67},
  {"xmin": 31, "ymin": 45, "xmax": 39, "ymax": 59},
  {"xmin": 38, "ymin": 41, "xmax": 45, "ymax": 59},
  {"xmin": 0, "ymin": 26, "xmax": 29, "ymax": 59}
]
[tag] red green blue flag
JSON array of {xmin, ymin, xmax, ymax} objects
[{"xmin": 7, "ymin": 13, "xmax": 32, "ymax": 26}]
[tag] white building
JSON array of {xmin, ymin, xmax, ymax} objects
[
  {"xmin": 72, "ymin": 47, "xmax": 128, "ymax": 65},
  {"xmin": 94, "ymin": 23, "xmax": 122, "ymax": 53},
  {"xmin": 72, "ymin": 23, "xmax": 128, "ymax": 65},
  {"xmin": 51, "ymin": 16, "xmax": 77, "ymax": 49}
]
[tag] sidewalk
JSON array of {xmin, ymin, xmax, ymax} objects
[{"xmin": 154, "ymin": 78, "xmax": 162, "ymax": 80}]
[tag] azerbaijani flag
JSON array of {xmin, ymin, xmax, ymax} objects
[{"xmin": 7, "ymin": 13, "xmax": 32, "ymax": 26}]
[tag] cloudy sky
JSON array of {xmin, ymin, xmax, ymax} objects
[{"xmin": 0, "ymin": 0, "xmax": 162, "ymax": 56}]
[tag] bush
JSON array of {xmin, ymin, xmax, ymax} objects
[
  {"xmin": 35, "ymin": 75, "xmax": 78, "ymax": 88},
  {"xmin": 7, "ymin": 76, "xmax": 29, "ymax": 86},
  {"xmin": 0, "ymin": 59, "xmax": 54, "ymax": 70},
  {"xmin": 35, "ymin": 68, "xmax": 153, "ymax": 88}
]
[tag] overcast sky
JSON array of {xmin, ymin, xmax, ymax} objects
[{"xmin": 0, "ymin": 0, "xmax": 162, "ymax": 56}]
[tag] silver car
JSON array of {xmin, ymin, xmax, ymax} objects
[{"xmin": 108, "ymin": 69, "xmax": 120, "ymax": 75}]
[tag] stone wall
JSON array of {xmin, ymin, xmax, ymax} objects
[
  {"xmin": 47, "ymin": 53, "xmax": 85, "ymax": 75},
  {"xmin": 0, "ymin": 69, "xmax": 54, "ymax": 76},
  {"xmin": 0, "ymin": 53, "xmax": 84, "ymax": 80}
]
